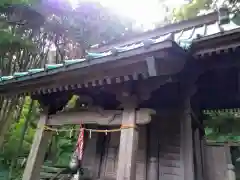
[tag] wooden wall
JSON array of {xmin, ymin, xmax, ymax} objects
[
  {"xmin": 157, "ymin": 112, "xmax": 182, "ymax": 180},
  {"xmin": 82, "ymin": 111, "xmax": 185, "ymax": 180},
  {"xmin": 203, "ymin": 145, "xmax": 228, "ymax": 180}
]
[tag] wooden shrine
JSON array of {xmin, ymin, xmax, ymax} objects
[{"xmin": 1, "ymin": 10, "xmax": 240, "ymax": 180}]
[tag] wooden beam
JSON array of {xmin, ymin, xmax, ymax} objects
[
  {"xmin": 22, "ymin": 113, "xmax": 52, "ymax": 180},
  {"xmin": 206, "ymin": 141, "xmax": 240, "ymax": 146},
  {"xmin": 116, "ymin": 106, "xmax": 138, "ymax": 180},
  {"xmin": 191, "ymin": 109, "xmax": 205, "ymax": 132},
  {"xmin": 145, "ymin": 56, "xmax": 157, "ymax": 77},
  {"xmin": 47, "ymin": 108, "xmax": 155, "ymax": 126}
]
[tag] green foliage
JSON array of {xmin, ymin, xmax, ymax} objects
[
  {"xmin": 0, "ymin": 96, "xmax": 78, "ymax": 179},
  {"xmin": 0, "ymin": 97, "xmax": 37, "ymax": 160},
  {"xmin": 173, "ymin": 0, "xmax": 213, "ymax": 21},
  {"xmin": 0, "ymin": 1, "xmax": 134, "ymax": 178},
  {"xmin": 204, "ymin": 111, "xmax": 240, "ymax": 142},
  {"xmin": 2, "ymin": 0, "xmax": 240, "ymax": 179}
]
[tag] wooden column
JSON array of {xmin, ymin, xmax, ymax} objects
[
  {"xmin": 194, "ymin": 128, "xmax": 204, "ymax": 180},
  {"xmin": 22, "ymin": 112, "xmax": 52, "ymax": 180},
  {"xmin": 180, "ymin": 97, "xmax": 194, "ymax": 180},
  {"xmin": 147, "ymin": 118, "xmax": 159, "ymax": 180},
  {"xmin": 201, "ymin": 139, "xmax": 207, "ymax": 180},
  {"xmin": 225, "ymin": 145, "xmax": 236, "ymax": 180},
  {"xmin": 116, "ymin": 96, "xmax": 139, "ymax": 180}
]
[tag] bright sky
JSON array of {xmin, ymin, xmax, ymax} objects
[{"xmin": 67, "ymin": 0, "xmax": 191, "ymax": 30}]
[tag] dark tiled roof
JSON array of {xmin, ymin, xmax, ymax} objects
[{"xmin": 0, "ymin": 12, "xmax": 239, "ymax": 85}]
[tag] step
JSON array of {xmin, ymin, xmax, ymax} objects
[
  {"xmin": 159, "ymin": 152, "xmax": 180, "ymax": 160},
  {"xmin": 160, "ymin": 145, "xmax": 180, "ymax": 154},
  {"xmin": 159, "ymin": 133, "xmax": 181, "ymax": 140},
  {"xmin": 40, "ymin": 172, "xmax": 56, "ymax": 179},
  {"xmin": 159, "ymin": 166, "xmax": 182, "ymax": 175},
  {"xmin": 159, "ymin": 159, "xmax": 181, "ymax": 168},
  {"xmin": 159, "ymin": 173, "xmax": 182, "ymax": 180},
  {"xmin": 159, "ymin": 139, "xmax": 180, "ymax": 147},
  {"xmin": 159, "ymin": 142, "xmax": 180, "ymax": 148}
]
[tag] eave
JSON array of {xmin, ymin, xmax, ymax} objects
[
  {"xmin": 192, "ymin": 27, "xmax": 240, "ymax": 57},
  {"xmin": 0, "ymin": 40, "xmax": 186, "ymax": 96}
]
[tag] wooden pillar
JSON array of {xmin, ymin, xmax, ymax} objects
[
  {"xmin": 225, "ymin": 145, "xmax": 236, "ymax": 180},
  {"xmin": 180, "ymin": 97, "xmax": 194, "ymax": 180},
  {"xmin": 22, "ymin": 112, "xmax": 52, "ymax": 180},
  {"xmin": 147, "ymin": 118, "xmax": 159, "ymax": 180},
  {"xmin": 201, "ymin": 139, "xmax": 207, "ymax": 180},
  {"xmin": 194, "ymin": 128, "xmax": 204, "ymax": 180},
  {"xmin": 116, "ymin": 96, "xmax": 139, "ymax": 180}
]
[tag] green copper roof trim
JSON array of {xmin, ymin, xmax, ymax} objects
[
  {"xmin": 64, "ymin": 59, "xmax": 85, "ymax": 65},
  {"xmin": 28, "ymin": 68, "xmax": 44, "ymax": 74},
  {"xmin": 179, "ymin": 39, "xmax": 192, "ymax": 49},
  {"xmin": 0, "ymin": 17, "xmax": 240, "ymax": 85},
  {"xmin": 1, "ymin": 76, "xmax": 14, "ymax": 81},
  {"xmin": 86, "ymin": 52, "xmax": 111, "ymax": 60},
  {"xmin": 45, "ymin": 64, "xmax": 63, "ymax": 70},
  {"xmin": 13, "ymin": 72, "xmax": 29, "ymax": 77}
]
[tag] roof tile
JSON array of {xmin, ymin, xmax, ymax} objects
[{"xmin": 1, "ymin": 15, "xmax": 240, "ymax": 85}]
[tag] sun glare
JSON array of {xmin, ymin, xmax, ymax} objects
[{"xmin": 66, "ymin": 0, "xmax": 190, "ymax": 30}]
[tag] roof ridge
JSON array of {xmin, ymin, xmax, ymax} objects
[{"xmin": 89, "ymin": 12, "xmax": 219, "ymax": 53}]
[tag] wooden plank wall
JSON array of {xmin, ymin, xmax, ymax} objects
[
  {"xmin": 82, "ymin": 111, "xmax": 184, "ymax": 180},
  {"xmin": 157, "ymin": 111, "xmax": 182, "ymax": 180},
  {"xmin": 100, "ymin": 130, "xmax": 120, "ymax": 180},
  {"xmin": 136, "ymin": 126, "xmax": 147, "ymax": 180},
  {"xmin": 204, "ymin": 145, "xmax": 228, "ymax": 180}
]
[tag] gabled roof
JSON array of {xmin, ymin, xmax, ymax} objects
[{"xmin": 0, "ymin": 11, "xmax": 240, "ymax": 96}]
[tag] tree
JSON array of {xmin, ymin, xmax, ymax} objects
[
  {"xmin": 173, "ymin": 0, "xmax": 213, "ymax": 21},
  {"xmin": 0, "ymin": 1, "xmax": 135, "ymax": 179},
  {"xmin": 204, "ymin": 110, "xmax": 240, "ymax": 142},
  {"xmin": 173, "ymin": 0, "xmax": 240, "ymax": 21}
]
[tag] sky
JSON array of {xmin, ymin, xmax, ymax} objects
[{"xmin": 66, "ymin": 0, "xmax": 191, "ymax": 30}]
